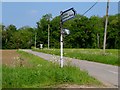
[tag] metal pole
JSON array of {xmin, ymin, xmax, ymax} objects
[
  {"xmin": 48, "ymin": 23, "xmax": 50, "ymax": 49},
  {"xmin": 60, "ymin": 11, "xmax": 63, "ymax": 68},
  {"xmin": 103, "ymin": 0, "xmax": 109, "ymax": 53}
]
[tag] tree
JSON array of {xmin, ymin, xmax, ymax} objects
[
  {"xmin": 43, "ymin": 14, "xmax": 52, "ymax": 49},
  {"xmin": 2, "ymin": 13, "xmax": 119, "ymax": 49},
  {"xmin": 2, "ymin": 24, "xmax": 17, "ymax": 49},
  {"xmin": 106, "ymin": 14, "xmax": 119, "ymax": 49},
  {"xmin": 89, "ymin": 16, "xmax": 104, "ymax": 48},
  {"xmin": 9, "ymin": 26, "xmax": 34, "ymax": 49},
  {"xmin": 36, "ymin": 14, "xmax": 52, "ymax": 48},
  {"xmin": 50, "ymin": 16, "xmax": 60, "ymax": 48}
]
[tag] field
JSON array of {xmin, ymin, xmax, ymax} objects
[
  {"xmin": 33, "ymin": 49, "xmax": 118, "ymax": 66},
  {"xmin": 2, "ymin": 50, "xmax": 30, "ymax": 67},
  {"xmin": 2, "ymin": 50, "xmax": 102, "ymax": 88}
]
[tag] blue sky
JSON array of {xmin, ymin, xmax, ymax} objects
[{"xmin": 2, "ymin": 2, "xmax": 118, "ymax": 29}]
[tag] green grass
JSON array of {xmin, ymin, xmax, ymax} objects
[
  {"xmin": 2, "ymin": 50, "xmax": 102, "ymax": 88},
  {"xmin": 33, "ymin": 48, "xmax": 118, "ymax": 66}
]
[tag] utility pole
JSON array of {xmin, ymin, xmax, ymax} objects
[
  {"xmin": 97, "ymin": 33, "xmax": 100, "ymax": 48},
  {"xmin": 35, "ymin": 32, "xmax": 36, "ymax": 48},
  {"xmin": 48, "ymin": 23, "xmax": 50, "ymax": 49},
  {"xmin": 103, "ymin": 0, "xmax": 109, "ymax": 53},
  {"xmin": 60, "ymin": 11, "xmax": 63, "ymax": 68}
]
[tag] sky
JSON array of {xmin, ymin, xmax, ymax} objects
[{"xmin": 2, "ymin": 2, "xmax": 118, "ymax": 29}]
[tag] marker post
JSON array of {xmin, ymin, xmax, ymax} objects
[
  {"xmin": 60, "ymin": 8, "xmax": 76, "ymax": 68},
  {"xmin": 60, "ymin": 11, "xmax": 63, "ymax": 68}
]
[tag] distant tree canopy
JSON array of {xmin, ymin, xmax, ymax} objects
[{"xmin": 1, "ymin": 14, "xmax": 119, "ymax": 49}]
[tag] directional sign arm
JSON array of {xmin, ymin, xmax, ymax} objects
[{"xmin": 61, "ymin": 8, "xmax": 76, "ymax": 23}]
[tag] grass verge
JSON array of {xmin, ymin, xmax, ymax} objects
[
  {"xmin": 2, "ymin": 50, "xmax": 102, "ymax": 88},
  {"xmin": 33, "ymin": 48, "xmax": 118, "ymax": 66}
]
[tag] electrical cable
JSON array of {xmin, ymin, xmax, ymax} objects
[{"xmin": 82, "ymin": 0, "xmax": 99, "ymax": 16}]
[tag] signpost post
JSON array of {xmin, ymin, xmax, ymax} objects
[
  {"xmin": 60, "ymin": 14, "xmax": 63, "ymax": 68},
  {"xmin": 60, "ymin": 8, "xmax": 76, "ymax": 68}
]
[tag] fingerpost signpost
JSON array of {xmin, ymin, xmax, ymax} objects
[{"xmin": 60, "ymin": 8, "xmax": 76, "ymax": 68}]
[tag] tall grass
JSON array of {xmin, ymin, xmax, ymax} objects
[
  {"xmin": 33, "ymin": 49, "xmax": 118, "ymax": 66},
  {"xmin": 2, "ymin": 50, "xmax": 102, "ymax": 88}
]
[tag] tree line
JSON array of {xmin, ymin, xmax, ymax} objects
[{"xmin": 1, "ymin": 13, "xmax": 119, "ymax": 49}]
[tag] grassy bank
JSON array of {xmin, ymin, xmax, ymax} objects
[
  {"xmin": 2, "ymin": 50, "xmax": 102, "ymax": 88},
  {"xmin": 33, "ymin": 49, "xmax": 118, "ymax": 66}
]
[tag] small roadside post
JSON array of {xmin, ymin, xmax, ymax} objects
[
  {"xmin": 40, "ymin": 44, "xmax": 43, "ymax": 49},
  {"xmin": 60, "ymin": 8, "xmax": 76, "ymax": 68}
]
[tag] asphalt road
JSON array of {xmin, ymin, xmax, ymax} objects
[{"xmin": 22, "ymin": 49, "xmax": 118, "ymax": 88}]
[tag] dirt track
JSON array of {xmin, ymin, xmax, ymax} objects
[
  {"xmin": 2, "ymin": 50, "xmax": 19, "ymax": 66},
  {"xmin": 2, "ymin": 50, "xmax": 28, "ymax": 67}
]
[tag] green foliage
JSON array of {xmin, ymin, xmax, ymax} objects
[
  {"xmin": 2, "ymin": 25, "xmax": 35, "ymax": 49},
  {"xmin": 107, "ymin": 14, "xmax": 119, "ymax": 49},
  {"xmin": 33, "ymin": 49, "xmax": 118, "ymax": 66},
  {"xmin": 2, "ymin": 14, "xmax": 119, "ymax": 49},
  {"xmin": 2, "ymin": 51, "xmax": 101, "ymax": 88},
  {"xmin": 10, "ymin": 27, "xmax": 34, "ymax": 49},
  {"xmin": 2, "ymin": 24, "xmax": 17, "ymax": 49},
  {"xmin": 43, "ymin": 13, "xmax": 52, "ymax": 21},
  {"xmin": 0, "ymin": 24, "xmax": 2, "ymax": 49}
]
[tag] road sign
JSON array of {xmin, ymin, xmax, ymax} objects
[
  {"xmin": 61, "ymin": 8, "xmax": 76, "ymax": 23},
  {"xmin": 60, "ymin": 8, "xmax": 76, "ymax": 68},
  {"xmin": 62, "ymin": 29, "xmax": 70, "ymax": 35}
]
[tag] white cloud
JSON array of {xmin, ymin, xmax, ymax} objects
[{"xmin": 30, "ymin": 10, "xmax": 39, "ymax": 14}]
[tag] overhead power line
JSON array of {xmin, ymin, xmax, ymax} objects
[{"xmin": 82, "ymin": 1, "xmax": 99, "ymax": 16}]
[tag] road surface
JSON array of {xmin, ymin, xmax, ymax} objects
[{"xmin": 22, "ymin": 49, "xmax": 118, "ymax": 88}]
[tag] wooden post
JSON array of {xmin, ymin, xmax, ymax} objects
[{"xmin": 103, "ymin": 0, "xmax": 109, "ymax": 53}]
